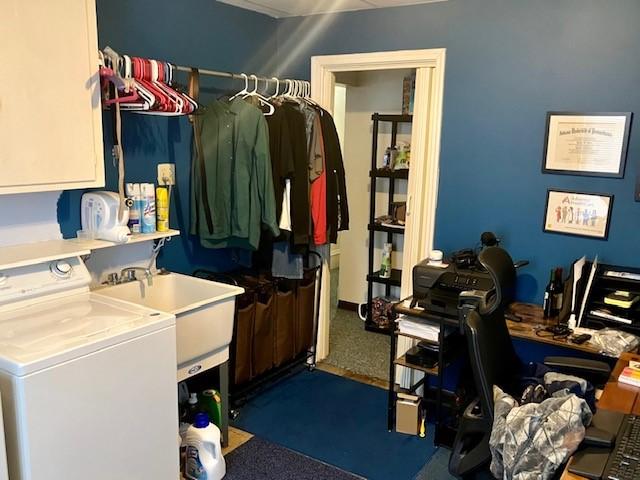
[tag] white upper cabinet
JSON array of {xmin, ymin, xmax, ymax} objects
[{"xmin": 0, "ymin": 0, "xmax": 104, "ymax": 194}]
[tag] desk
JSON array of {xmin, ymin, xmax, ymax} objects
[
  {"xmin": 508, "ymin": 303, "xmax": 603, "ymax": 355},
  {"xmin": 561, "ymin": 352, "xmax": 640, "ymax": 480}
]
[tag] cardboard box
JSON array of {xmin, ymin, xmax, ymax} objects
[{"xmin": 396, "ymin": 392, "xmax": 421, "ymax": 435}]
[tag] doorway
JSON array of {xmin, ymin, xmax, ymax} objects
[
  {"xmin": 311, "ymin": 49, "xmax": 447, "ymax": 379},
  {"xmin": 323, "ymin": 69, "xmax": 415, "ymax": 381}
]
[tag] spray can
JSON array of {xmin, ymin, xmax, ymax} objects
[
  {"xmin": 156, "ymin": 186, "xmax": 169, "ymax": 232},
  {"xmin": 141, "ymin": 183, "xmax": 156, "ymax": 233},
  {"xmin": 126, "ymin": 183, "xmax": 142, "ymax": 234}
]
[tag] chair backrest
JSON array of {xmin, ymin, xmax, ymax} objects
[
  {"xmin": 465, "ymin": 308, "xmax": 521, "ymax": 421},
  {"xmin": 477, "ymin": 246, "xmax": 516, "ymax": 314}
]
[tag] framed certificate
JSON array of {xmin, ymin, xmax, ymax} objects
[
  {"xmin": 542, "ymin": 112, "xmax": 632, "ymax": 178},
  {"xmin": 543, "ymin": 189, "xmax": 613, "ymax": 240}
]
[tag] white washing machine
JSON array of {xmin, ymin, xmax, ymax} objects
[
  {"xmin": 0, "ymin": 394, "xmax": 8, "ymax": 480},
  {"xmin": 0, "ymin": 255, "xmax": 179, "ymax": 480}
]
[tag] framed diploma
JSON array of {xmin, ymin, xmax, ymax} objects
[
  {"xmin": 542, "ymin": 112, "xmax": 632, "ymax": 178},
  {"xmin": 543, "ymin": 189, "xmax": 613, "ymax": 240}
]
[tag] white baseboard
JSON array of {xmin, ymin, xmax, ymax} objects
[{"xmin": 330, "ymin": 250, "xmax": 340, "ymax": 270}]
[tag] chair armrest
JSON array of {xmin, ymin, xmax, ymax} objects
[{"xmin": 544, "ymin": 356, "xmax": 611, "ymax": 383}]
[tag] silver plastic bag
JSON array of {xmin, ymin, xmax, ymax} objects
[{"xmin": 589, "ymin": 328, "xmax": 639, "ymax": 357}]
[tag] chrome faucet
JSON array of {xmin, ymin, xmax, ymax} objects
[{"xmin": 119, "ymin": 266, "xmax": 154, "ymax": 286}]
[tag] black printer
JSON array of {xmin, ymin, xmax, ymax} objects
[
  {"xmin": 412, "ymin": 259, "xmax": 494, "ymax": 317},
  {"xmin": 412, "ymin": 233, "xmax": 526, "ymax": 322}
]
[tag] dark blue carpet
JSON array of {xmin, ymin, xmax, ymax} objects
[{"xmin": 231, "ymin": 370, "xmax": 437, "ymax": 480}]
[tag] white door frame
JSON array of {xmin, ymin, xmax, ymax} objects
[{"xmin": 311, "ymin": 48, "xmax": 446, "ymax": 361}]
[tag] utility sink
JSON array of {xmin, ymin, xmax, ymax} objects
[{"xmin": 96, "ymin": 272, "xmax": 244, "ymax": 381}]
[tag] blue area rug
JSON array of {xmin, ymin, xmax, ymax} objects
[{"xmin": 231, "ymin": 370, "xmax": 437, "ymax": 480}]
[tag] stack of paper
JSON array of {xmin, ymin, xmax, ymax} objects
[
  {"xmin": 589, "ymin": 309, "xmax": 632, "ymax": 325},
  {"xmin": 397, "ymin": 315, "xmax": 452, "ymax": 342}
]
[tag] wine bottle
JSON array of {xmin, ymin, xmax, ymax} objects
[
  {"xmin": 553, "ymin": 268, "xmax": 564, "ymax": 317},
  {"xmin": 543, "ymin": 269, "xmax": 556, "ymax": 318}
]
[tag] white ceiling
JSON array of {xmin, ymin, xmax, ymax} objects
[{"xmin": 217, "ymin": 0, "xmax": 447, "ymax": 18}]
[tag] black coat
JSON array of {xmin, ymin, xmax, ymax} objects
[
  {"xmin": 318, "ymin": 108, "xmax": 349, "ymax": 243},
  {"xmin": 281, "ymin": 103, "xmax": 311, "ymax": 247}
]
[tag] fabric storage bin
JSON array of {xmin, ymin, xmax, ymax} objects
[
  {"xmin": 233, "ymin": 295, "xmax": 255, "ymax": 385},
  {"xmin": 274, "ymin": 282, "xmax": 296, "ymax": 366},
  {"xmin": 295, "ymin": 272, "xmax": 316, "ymax": 355},
  {"xmin": 252, "ymin": 289, "xmax": 275, "ymax": 376}
]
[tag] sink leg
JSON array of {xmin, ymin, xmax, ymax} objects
[{"xmin": 220, "ymin": 361, "xmax": 229, "ymax": 447}]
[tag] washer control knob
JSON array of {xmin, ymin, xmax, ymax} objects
[{"xmin": 50, "ymin": 261, "xmax": 73, "ymax": 279}]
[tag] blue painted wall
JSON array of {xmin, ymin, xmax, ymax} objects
[
  {"xmin": 276, "ymin": 0, "xmax": 640, "ymax": 302},
  {"xmin": 57, "ymin": 0, "xmax": 279, "ymax": 274},
  {"xmin": 58, "ymin": 0, "xmax": 640, "ymax": 302}
]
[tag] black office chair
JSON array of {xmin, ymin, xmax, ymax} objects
[{"xmin": 448, "ymin": 247, "xmax": 611, "ymax": 478}]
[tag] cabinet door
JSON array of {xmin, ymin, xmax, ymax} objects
[{"xmin": 0, "ymin": 0, "xmax": 104, "ymax": 194}]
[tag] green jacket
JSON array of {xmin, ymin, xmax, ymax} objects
[{"xmin": 191, "ymin": 98, "xmax": 279, "ymax": 250}]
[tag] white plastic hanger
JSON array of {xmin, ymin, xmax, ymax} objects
[
  {"xmin": 282, "ymin": 79, "xmax": 293, "ymax": 98},
  {"xmin": 268, "ymin": 77, "xmax": 280, "ymax": 99},
  {"xmin": 243, "ymin": 74, "xmax": 275, "ymax": 115},
  {"xmin": 229, "ymin": 73, "xmax": 249, "ymax": 101}
]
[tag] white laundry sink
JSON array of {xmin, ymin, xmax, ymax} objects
[{"xmin": 96, "ymin": 272, "xmax": 243, "ymax": 381}]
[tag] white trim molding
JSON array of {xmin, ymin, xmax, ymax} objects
[{"xmin": 311, "ymin": 48, "xmax": 446, "ymax": 361}]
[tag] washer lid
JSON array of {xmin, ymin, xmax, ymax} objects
[{"xmin": 0, "ymin": 293, "xmax": 175, "ymax": 376}]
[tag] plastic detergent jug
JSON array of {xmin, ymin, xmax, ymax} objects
[{"xmin": 182, "ymin": 413, "xmax": 225, "ymax": 480}]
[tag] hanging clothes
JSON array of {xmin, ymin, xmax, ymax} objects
[
  {"xmin": 190, "ymin": 97, "xmax": 279, "ymax": 251},
  {"xmin": 280, "ymin": 102, "xmax": 311, "ymax": 248},
  {"xmin": 318, "ymin": 107, "xmax": 349, "ymax": 244},
  {"xmin": 295, "ymin": 101, "xmax": 324, "ymax": 182},
  {"xmin": 265, "ymin": 106, "xmax": 295, "ymax": 231},
  {"xmin": 309, "ymin": 114, "xmax": 328, "ymax": 245}
]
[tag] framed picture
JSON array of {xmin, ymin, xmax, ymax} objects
[
  {"xmin": 543, "ymin": 189, "xmax": 613, "ymax": 240},
  {"xmin": 542, "ymin": 112, "xmax": 632, "ymax": 178}
]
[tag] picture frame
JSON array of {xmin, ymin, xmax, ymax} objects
[
  {"xmin": 542, "ymin": 112, "xmax": 632, "ymax": 178},
  {"xmin": 543, "ymin": 189, "xmax": 614, "ymax": 240}
]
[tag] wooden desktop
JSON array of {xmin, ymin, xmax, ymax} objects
[{"xmin": 507, "ymin": 303, "xmax": 603, "ymax": 355}]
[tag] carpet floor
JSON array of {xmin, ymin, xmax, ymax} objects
[
  {"xmin": 414, "ymin": 447, "xmax": 495, "ymax": 480},
  {"xmin": 231, "ymin": 369, "xmax": 436, "ymax": 480},
  {"xmin": 325, "ymin": 269, "xmax": 390, "ymax": 381},
  {"xmin": 225, "ymin": 436, "xmax": 365, "ymax": 480}
]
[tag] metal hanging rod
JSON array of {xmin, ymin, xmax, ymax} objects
[
  {"xmin": 174, "ymin": 65, "xmax": 305, "ymax": 85},
  {"xmin": 101, "ymin": 47, "xmax": 305, "ymax": 85}
]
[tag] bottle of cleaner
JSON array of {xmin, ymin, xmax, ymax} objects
[
  {"xmin": 156, "ymin": 186, "xmax": 170, "ymax": 232},
  {"xmin": 125, "ymin": 183, "xmax": 142, "ymax": 234},
  {"xmin": 201, "ymin": 390, "xmax": 222, "ymax": 429},
  {"xmin": 187, "ymin": 393, "xmax": 200, "ymax": 423},
  {"xmin": 182, "ymin": 413, "xmax": 226, "ymax": 480},
  {"xmin": 141, "ymin": 183, "xmax": 156, "ymax": 233}
]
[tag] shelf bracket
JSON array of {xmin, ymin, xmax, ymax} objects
[{"xmin": 148, "ymin": 236, "xmax": 172, "ymax": 270}]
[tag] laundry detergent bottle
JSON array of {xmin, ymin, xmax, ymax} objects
[{"xmin": 182, "ymin": 413, "xmax": 225, "ymax": 480}]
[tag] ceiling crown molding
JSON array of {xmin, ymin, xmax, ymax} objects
[{"xmin": 217, "ymin": 0, "xmax": 447, "ymax": 19}]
